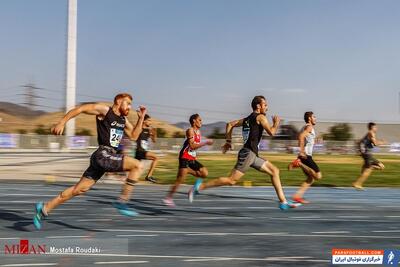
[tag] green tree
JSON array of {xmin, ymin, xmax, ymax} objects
[
  {"xmin": 76, "ymin": 128, "xmax": 92, "ymax": 136},
  {"xmin": 157, "ymin": 128, "xmax": 167, "ymax": 138},
  {"xmin": 173, "ymin": 131, "xmax": 185, "ymax": 138},
  {"xmin": 323, "ymin": 123, "xmax": 353, "ymax": 141},
  {"xmin": 17, "ymin": 129, "xmax": 27, "ymax": 134},
  {"xmin": 34, "ymin": 124, "xmax": 51, "ymax": 135}
]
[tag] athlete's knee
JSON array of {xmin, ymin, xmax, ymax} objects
[
  {"xmin": 270, "ymin": 165, "xmax": 280, "ymax": 177},
  {"xmin": 315, "ymin": 172, "xmax": 322, "ymax": 180},
  {"xmin": 199, "ymin": 168, "xmax": 208, "ymax": 178},
  {"xmin": 378, "ymin": 163, "xmax": 385, "ymax": 170}
]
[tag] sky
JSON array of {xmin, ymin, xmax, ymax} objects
[{"xmin": 1, "ymin": 0, "xmax": 400, "ymax": 124}]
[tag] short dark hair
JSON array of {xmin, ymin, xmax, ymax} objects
[
  {"xmin": 368, "ymin": 122, "xmax": 376, "ymax": 130},
  {"xmin": 114, "ymin": 93, "xmax": 132, "ymax": 104},
  {"xmin": 144, "ymin": 114, "xmax": 151, "ymax": 121},
  {"xmin": 189, "ymin": 114, "xmax": 200, "ymax": 126},
  {"xmin": 251, "ymin": 95, "xmax": 266, "ymax": 110},
  {"xmin": 304, "ymin": 111, "xmax": 314, "ymax": 123}
]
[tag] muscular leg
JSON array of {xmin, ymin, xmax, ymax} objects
[
  {"xmin": 145, "ymin": 151, "xmax": 158, "ymax": 178},
  {"xmin": 259, "ymin": 161, "xmax": 288, "ymax": 203},
  {"xmin": 199, "ymin": 169, "xmax": 244, "ymax": 190},
  {"xmin": 119, "ymin": 156, "xmax": 144, "ymax": 202},
  {"xmin": 44, "ymin": 177, "xmax": 96, "ymax": 215},
  {"xmin": 166, "ymin": 168, "xmax": 189, "ymax": 198},
  {"xmin": 353, "ymin": 164, "xmax": 373, "ymax": 189},
  {"xmin": 294, "ymin": 167, "xmax": 322, "ymax": 198}
]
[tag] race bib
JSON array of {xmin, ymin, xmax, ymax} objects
[
  {"xmin": 188, "ymin": 149, "xmax": 197, "ymax": 158},
  {"xmin": 141, "ymin": 140, "xmax": 149, "ymax": 151},
  {"xmin": 110, "ymin": 128, "xmax": 123, "ymax": 148}
]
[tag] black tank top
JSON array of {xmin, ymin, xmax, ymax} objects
[
  {"xmin": 136, "ymin": 128, "xmax": 151, "ymax": 152},
  {"xmin": 242, "ymin": 112, "xmax": 264, "ymax": 155},
  {"xmin": 96, "ymin": 107, "xmax": 126, "ymax": 149},
  {"xmin": 359, "ymin": 133, "xmax": 374, "ymax": 154}
]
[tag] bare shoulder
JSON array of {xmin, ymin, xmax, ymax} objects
[{"xmin": 186, "ymin": 128, "xmax": 194, "ymax": 138}]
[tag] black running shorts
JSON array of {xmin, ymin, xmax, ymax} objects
[
  {"xmin": 299, "ymin": 155, "xmax": 320, "ymax": 173},
  {"xmin": 361, "ymin": 153, "xmax": 381, "ymax": 168},
  {"xmin": 179, "ymin": 158, "xmax": 204, "ymax": 171},
  {"xmin": 83, "ymin": 146, "xmax": 124, "ymax": 181}
]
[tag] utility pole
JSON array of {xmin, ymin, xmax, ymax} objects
[{"xmin": 65, "ymin": 0, "xmax": 78, "ymax": 137}]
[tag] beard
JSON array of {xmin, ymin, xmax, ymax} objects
[{"xmin": 120, "ymin": 108, "xmax": 130, "ymax": 116}]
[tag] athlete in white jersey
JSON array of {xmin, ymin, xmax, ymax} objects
[{"xmin": 288, "ymin": 111, "xmax": 322, "ymax": 204}]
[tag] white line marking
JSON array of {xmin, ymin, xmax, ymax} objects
[
  {"xmin": 385, "ymin": 216, "xmax": 400, "ymax": 218},
  {"xmin": 94, "ymin": 229, "xmax": 400, "ymax": 239},
  {"xmin": 290, "ymin": 216, "xmax": 321, "ymax": 219},
  {"xmin": 46, "ymin": 252, "xmax": 330, "ymax": 263},
  {"xmin": 337, "ymin": 216, "xmax": 370, "ymax": 218},
  {"xmin": 116, "ymin": 235, "xmax": 159, "ymax": 237},
  {"xmin": 0, "ymin": 237, "xmax": 20, "ymax": 240},
  {"xmin": 46, "ymin": 235, "xmax": 91, "ymax": 239},
  {"xmin": 372, "ymin": 230, "xmax": 400, "ymax": 233},
  {"xmin": 195, "ymin": 217, "xmax": 254, "ymax": 220},
  {"xmin": 312, "ymin": 231, "xmax": 350, "ymax": 234},
  {"xmin": 0, "ymin": 264, "xmax": 58, "ymax": 267},
  {"xmin": 77, "ymin": 219, "xmax": 113, "ymax": 222},
  {"xmin": 183, "ymin": 258, "xmax": 231, "ymax": 262},
  {"xmin": 94, "ymin": 261, "xmax": 148, "ymax": 265}
]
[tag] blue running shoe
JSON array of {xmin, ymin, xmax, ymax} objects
[
  {"xmin": 188, "ymin": 178, "xmax": 203, "ymax": 203},
  {"xmin": 279, "ymin": 200, "xmax": 301, "ymax": 211},
  {"xmin": 33, "ymin": 202, "xmax": 45, "ymax": 230},
  {"xmin": 113, "ymin": 202, "xmax": 139, "ymax": 217}
]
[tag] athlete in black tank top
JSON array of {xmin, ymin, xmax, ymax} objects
[
  {"xmin": 33, "ymin": 93, "xmax": 149, "ymax": 230},
  {"xmin": 243, "ymin": 112, "xmax": 264, "ymax": 155},
  {"xmin": 96, "ymin": 107, "xmax": 126, "ymax": 150},
  {"xmin": 352, "ymin": 122, "xmax": 385, "ymax": 190},
  {"xmin": 188, "ymin": 96, "xmax": 298, "ymax": 210}
]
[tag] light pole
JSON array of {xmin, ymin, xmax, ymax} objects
[{"xmin": 65, "ymin": 0, "xmax": 78, "ymax": 137}]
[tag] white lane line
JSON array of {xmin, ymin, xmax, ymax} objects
[
  {"xmin": 77, "ymin": 219, "xmax": 113, "ymax": 222},
  {"xmin": 116, "ymin": 234, "xmax": 159, "ymax": 237},
  {"xmin": 3, "ymin": 194, "xmax": 56, "ymax": 197},
  {"xmin": 46, "ymin": 235, "xmax": 92, "ymax": 239},
  {"xmin": 195, "ymin": 217, "xmax": 254, "ymax": 220},
  {"xmin": 290, "ymin": 216, "xmax": 321, "ymax": 219},
  {"xmin": 0, "ymin": 237, "xmax": 20, "ymax": 240},
  {"xmin": 186, "ymin": 233, "xmax": 229, "ymax": 236},
  {"xmin": 267, "ymin": 217, "xmax": 391, "ymax": 223},
  {"xmin": 0, "ymin": 264, "xmax": 58, "ymax": 267},
  {"xmin": 94, "ymin": 261, "xmax": 148, "ymax": 265},
  {"xmin": 94, "ymin": 229, "xmax": 400, "ymax": 239},
  {"xmin": 337, "ymin": 216, "xmax": 370, "ymax": 218},
  {"xmin": 372, "ymin": 230, "xmax": 400, "ymax": 233},
  {"xmin": 385, "ymin": 216, "xmax": 400, "ymax": 218},
  {"xmin": 46, "ymin": 252, "xmax": 330, "ymax": 263},
  {"xmin": 312, "ymin": 231, "xmax": 350, "ymax": 234},
  {"xmin": 183, "ymin": 258, "xmax": 231, "ymax": 262}
]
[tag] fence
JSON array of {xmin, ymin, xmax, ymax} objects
[{"xmin": 1, "ymin": 133, "xmax": 399, "ymax": 154}]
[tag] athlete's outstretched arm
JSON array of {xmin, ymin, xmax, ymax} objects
[
  {"xmin": 51, "ymin": 103, "xmax": 109, "ymax": 135},
  {"xmin": 187, "ymin": 128, "xmax": 213, "ymax": 150},
  {"xmin": 369, "ymin": 132, "xmax": 386, "ymax": 146},
  {"xmin": 125, "ymin": 106, "xmax": 147, "ymax": 141},
  {"xmin": 258, "ymin": 115, "xmax": 280, "ymax": 136},
  {"xmin": 221, "ymin": 119, "xmax": 243, "ymax": 153}
]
